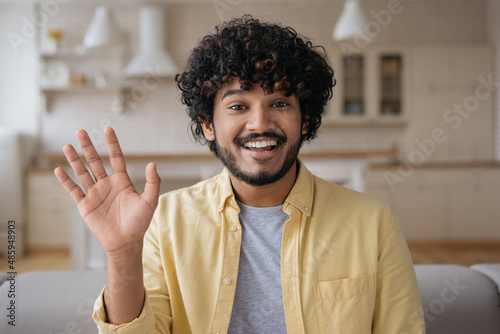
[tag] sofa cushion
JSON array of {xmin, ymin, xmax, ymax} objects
[
  {"xmin": 415, "ymin": 264, "xmax": 500, "ymax": 334},
  {"xmin": 0, "ymin": 270, "xmax": 106, "ymax": 334}
]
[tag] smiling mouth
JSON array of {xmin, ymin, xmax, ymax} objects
[{"xmin": 242, "ymin": 139, "xmax": 279, "ymax": 152}]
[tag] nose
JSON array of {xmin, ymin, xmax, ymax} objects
[{"xmin": 246, "ymin": 105, "xmax": 276, "ymax": 133}]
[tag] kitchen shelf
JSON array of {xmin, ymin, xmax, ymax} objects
[
  {"xmin": 39, "ymin": 48, "xmax": 126, "ymax": 59},
  {"xmin": 40, "ymin": 81, "xmax": 135, "ymax": 93},
  {"xmin": 38, "ymin": 43, "xmax": 132, "ymax": 113}
]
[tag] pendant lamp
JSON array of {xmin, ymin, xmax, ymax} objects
[
  {"xmin": 83, "ymin": 6, "xmax": 124, "ymax": 50},
  {"xmin": 333, "ymin": 0, "xmax": 369, "ymax": 41}
]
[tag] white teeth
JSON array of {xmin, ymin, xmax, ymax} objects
[{"xmin": 244, "ymin": 140, "xmax": 278, "ymax": 148}]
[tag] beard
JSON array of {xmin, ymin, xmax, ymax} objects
[{"xmin": 213, "ymin": 129, "xmax": 301, "ymax": 187}]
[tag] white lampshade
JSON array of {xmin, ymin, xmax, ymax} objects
[
  {"xmin": 83, "ymin": 6, "xmax": 124, "ymax": 50},
  {"xmin": 333, "ymin": 0, "xmax": 369, "ymax": 41},
  {"xmin": 124, "ymin": 4, "xmax": 178, "ymax": 77}
]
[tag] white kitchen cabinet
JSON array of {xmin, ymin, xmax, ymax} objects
[
  {"xmin": 367, "ymin": 166, "xmax": 500, "ymax": 241},
  {"xmin": 449, "ymin": 90, "xmax": 493, "ymax": 161},
  {"xmin": 410, "ymin": 47, "xmax": 452, "ymax": 90},
  {"xmin": 448, "ymin": 170, "xmax": 500, "ymax": 239},
  {"xmin": 326, "ymin": 44, "xmax": 493, "ymax": 163},
  {"xmin": 451, "ymin": 46, "xmax": 493, "ymax": 88},
  {"xmin": 403, "ymin": 91, "xmax": 455, "ymax": 162},
  {"xmin": 324, "ymin": 45, "xmax": 410, "ymax": 125},
  {"xmin": 367, "ymin": 168, "xmax": 448, "ymax": 240},
  {"xmin": 391, "ymin": 185, "xmax": 448, "ymax": 240},
  {"xmin": 403, "ymin": 45, "xmax": 493, "ymax": 162},
  {"xmin": 28, "ymin": 169, "xmax": 71, "ymax": 249}
]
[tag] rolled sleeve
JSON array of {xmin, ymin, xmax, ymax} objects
[{"xmin": 92, "ymin": 286, "xmax": 158, "ymax": 334}]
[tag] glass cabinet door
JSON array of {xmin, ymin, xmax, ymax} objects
[
  {"xmin": 324, "ymin": 47, "xmax": 406, "ymax": 125},
  {"xmin": 343, "ymin": 55, "xmax": 364, "ymax": 116},
  {"xmin": 380, "ymin": 54, "xmax": 402, "ymax": 116}
]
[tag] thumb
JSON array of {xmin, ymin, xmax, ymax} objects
[{"xmin": 141, "ymin": 162, "xmax": 161, "ymax": 206}]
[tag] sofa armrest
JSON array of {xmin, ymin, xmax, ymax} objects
[
  {"xmin": 0, "ymin": 270, "xmax": 106, "ymax": 334},
  {"xmin": 470, "ymin": 264, "xmax": 500, "ymax": 293},
  {"xmin": 0, "ymin": 272, "xmax": 9, "ymax": 286},
  {"xmin": 415, "ymin": 264, "xmax": 500, "ymax": 334}
]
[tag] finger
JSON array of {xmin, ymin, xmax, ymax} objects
[
  {"xmin": 77, "ymin": 129, "xmax": 108, "ymax": 180},
  {"xmin": 104, "ymin": 127, "xmax": 127, "ymax": 174},
  {"xmin": 141, "ymin": 162, "xmax": 161, "ymax": 207},
  {"xmin": 63, "ymin": 144, "xmax": 95, "ymax": 190},
  {"xmin": 54, "ymin": 166, "xmax": 85, "ymax": 204}
]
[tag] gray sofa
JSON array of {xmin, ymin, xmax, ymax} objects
[{"xmin": 1, "ymin": 264, "xmax": 499, "ymax": 333}]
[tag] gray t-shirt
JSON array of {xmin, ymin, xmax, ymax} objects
[{"xmin": 227, "ymin": 200, "xmax": 289, "ymax": 333}]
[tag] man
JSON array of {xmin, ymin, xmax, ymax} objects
[{"xmin": 55, "ymin": 15, "xmax": 425, "ymax": 333}]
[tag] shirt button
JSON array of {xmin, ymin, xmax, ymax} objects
[
  {"xmin": 304, "ymin": 207, "xmax": 310, "ymax": 212},
  {"xmin": 224, "ymin": 277, "xmax": 232, "ymax": 285},
  {"xmin": 229, "ymin": 225, "xmax": 237, "ymax": 232}
]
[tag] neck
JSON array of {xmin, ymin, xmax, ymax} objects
[{"xmin": 229, "ymin": 161, "xmax": 298, "ymax": 207}]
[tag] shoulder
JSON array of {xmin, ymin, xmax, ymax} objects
[
  {"xmin": 309, "ymin": 174, "xmax": 396, "ymax": 246},
  {"xmin": 312, "ymin": 174, "xmax": 387, "ymax": 213}
]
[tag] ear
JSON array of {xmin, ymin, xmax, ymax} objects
[
  {"xmin": 201, "ymin": 121, "xmax": 215, "ymax": 141},
  {"xmin": 301, "ymin": 121, "xmax": 308, "ymax": 135}
]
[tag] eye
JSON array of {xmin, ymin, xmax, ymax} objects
[
  {"xmin": 272, "ymin": 101, "xmax": 289, "ymax": 108},
  {"xmin": 229, "ymin": 104, "xmax": 246, "ymax": 111}
]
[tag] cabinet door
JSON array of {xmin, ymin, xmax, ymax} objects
[
  {"xmin": 323, "ymin": 46, "xmax": 408, "ymax": 124},
  {"xmin": 449, "ymin": 170, "xmax": 500, "ymax": 239},
  {"xmin": 368, "ymin": 169, "xmax": 447, "ymax": 240},
  {"xmin": 366, "ymin": 168, "xmax": 396, "ymax": 206},
  {"xmin": 28, "ymin": 171, "xmax": 71, "ymax": 248},
  {"xmin": 386, "ymin": 169, "xmax": 448, "ymax": 240},
  {"xmin": 449, "ymin": 91, "xmax": 493, "ymax": 161},
  {"xmin": 407, "ymin": 45, "xmax": 493, "ymax": 162},
  {"xmin": 391, "ymin": 184, "xmax": 448, "ymax": 241},
  {"xmin": 403, "ymin": 91, "xmax": 455, "ymax": 161},
  {"xmin": 410, "ymin": 47, "xmax": 452, "ymax": 89},
  {"xmin": 451, "ymin": 45, "xmax": 493, "ymax": 88}
]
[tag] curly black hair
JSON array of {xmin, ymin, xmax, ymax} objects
[{"xmin": 175, "ymin": 14, "xmax": 335, "ymax": 154}]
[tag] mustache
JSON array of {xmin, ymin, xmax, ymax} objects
[{"xmin": 234, "ymin": 131, "xmax": 287, "ymax": 145}]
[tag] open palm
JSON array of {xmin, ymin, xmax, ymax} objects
[{"xmin": 55, "ymin": 128, "xmax": 160, "ymax": 255}]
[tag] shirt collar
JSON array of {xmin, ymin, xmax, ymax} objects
[
  {"xmin": 216, "ymin": 159, "xmax": 314, "ymax": 217},
  {"xmin": 217, "ymin": 167, "xmax": 238, "ymax": 213},
  {"xmin": 284, "ymin": 159, "xmax": 314, "ymax": 217}
]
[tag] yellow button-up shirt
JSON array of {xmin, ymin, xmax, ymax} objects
[{"xmin": 93, "ymin": 161, "xmax": 425, "ymax": 333}]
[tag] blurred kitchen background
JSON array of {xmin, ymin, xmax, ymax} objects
[{"xmin": 0, "ymin": 0, "xmax": 499, "ymax": 272}]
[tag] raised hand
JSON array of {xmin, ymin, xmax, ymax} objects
[{"xmin": 54, "ymin": 127, "xmax": 161, "ymax": 255}]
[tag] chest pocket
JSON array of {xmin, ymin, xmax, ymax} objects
[{"xmin": 313, "ymin": 273, "xmax": 376, "ymax": 334}]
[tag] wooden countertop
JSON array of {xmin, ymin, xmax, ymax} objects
[
  {"xmin": 30, "ymin": 148, "xmax": 500, "ymax": 172},
  {"xmin": 370, "ymin": 161, "xmax": 500, "ymax": 169},
  {"xmin": 36, "ymin": 147, "xmax": 398, "ymax": 166}
]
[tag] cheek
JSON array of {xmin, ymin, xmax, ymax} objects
[
  {"xmin": 286, "ymin": 114, "xmax": 304, "ymax": 137},
  {"xmin": 213, "ymin": 122, "xmax": 239, "ymax": 145}
]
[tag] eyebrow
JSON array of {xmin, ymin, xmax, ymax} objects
[{"xmin": 221, "ymin": 88, "xmax": 248, "ymax": 100}]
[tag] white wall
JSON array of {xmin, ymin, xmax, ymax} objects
[
  {"xmin": 0, "ymin": 4, "xmax": 39, "ymax": 255},
  {"xmin": 0, "ymin": 4, "xmax": 38, "ymax": 137}
]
